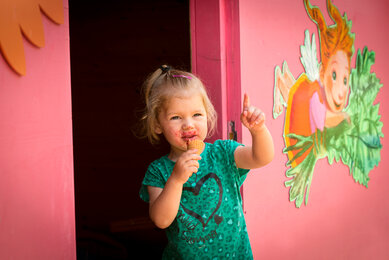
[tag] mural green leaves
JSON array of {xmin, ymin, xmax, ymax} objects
[{"xmin": 326, "ymin": 47, "xmax": 383, "ymax": 187}]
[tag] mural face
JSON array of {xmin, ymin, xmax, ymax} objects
[
  {"xmin": 273, "ymin": 0, "xmax": 383, "ymax": 208},
  {"xmin": 321, "ymin": 50, "xmax": 350, "ymax": 113}
]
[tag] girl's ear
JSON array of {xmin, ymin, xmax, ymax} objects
[{"xmin": 155, "ymin": 122, "xmax": 163, "ymax": 134}]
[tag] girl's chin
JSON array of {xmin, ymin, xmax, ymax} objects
[{"xmin": 172, "ymin": 143, "xmax": 189, "ymax": 152}]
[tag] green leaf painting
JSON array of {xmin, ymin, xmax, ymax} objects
[
  {"xmin": 327, "ymin": 48, "xmax": 383, "ymax": 187},
  {"xmin": 273, "ymin": 0, "xmax": 383, "ymax": 208}
]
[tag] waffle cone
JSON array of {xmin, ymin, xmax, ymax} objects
[{"xmin": 187, "ymin": 139, "xmax": 205, "ymax": 155}]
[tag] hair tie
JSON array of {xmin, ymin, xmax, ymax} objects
[
  {"xmin": 160, "ymin": 65, "xmax": 171, "ymax": 74},
  {"xmin": 172, "ymin": 75, "xmax": 192, "ymax": 79}
]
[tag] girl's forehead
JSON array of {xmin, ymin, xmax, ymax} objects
[
  {"xmin": 164, "ymin": 87, "xmax": 203, "ymax": 101},
  {"xmin": 162, "ymin": 90, "xmax": 206, "ymax": 110}
]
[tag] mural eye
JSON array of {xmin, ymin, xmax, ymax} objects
[
  {"xmin": 332, "ymin": 71, "xmax": 337, "ymax": 81},
  {"xmin": 343, "ymin": 77, "xmax": 347, "ymax": 85}
]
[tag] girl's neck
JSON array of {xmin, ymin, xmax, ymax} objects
[{"xmin": 167, "ymin": 149, "xmax": 182, "ymax": 162}]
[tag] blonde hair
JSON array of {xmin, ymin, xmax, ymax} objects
[
  {"xmin": 304, "ymin": 0, "xmax": 355, "ymax": 70},
  {"xmin": 139, "ymin": 65, "xmax": 217, "ymax": 144}
]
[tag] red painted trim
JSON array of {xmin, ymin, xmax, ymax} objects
[
  {"xmin": 190, "ymin": 0, "xmax": 226, "ymax": 141},
  {"xmin": 223, "ymin": 0, "xmax": 242, "ymax": 142},
  {"xmin": 190, "ymin": 0, "xmax": 242, "ymax": 142},
  {"xmin": 190, "ymin": 0, "xmax": 197, "ymax": 74}
]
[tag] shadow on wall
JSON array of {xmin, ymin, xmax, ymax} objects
[{"xmin": 69, "ymin": 0, "xmax": 190, "ymax": 258}]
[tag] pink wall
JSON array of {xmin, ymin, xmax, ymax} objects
[
  {"xmin": 0, "ymin": 1, "xmax": 76, "ymax": 259},
  {"xmin": 239, "ymin": 0, "xmax": 389, "ymax": 259}
]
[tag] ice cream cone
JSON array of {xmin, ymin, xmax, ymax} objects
[{"xmin": 187, "ymin": 139, "xmax": 205, "ymax": 155}]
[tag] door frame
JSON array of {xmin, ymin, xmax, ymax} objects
[{"xmin": 190, "ymin": 0, "xmax": 242, "ymax": 142}]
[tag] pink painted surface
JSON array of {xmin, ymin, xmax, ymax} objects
[
  {"xmin": 191, "ymin": 0, "xmax": 227, "ymax": 141},
  {"xmin": 239, "ymin": 0, "xmax": 389, "ymax": 259},
  {"xmin": 222, "ymin": 0, "xmax": 243, "ymax": 141},
  {"xmin": 0, "ymin": 0, "xmax": 76, "ymax": 259},
  {"xmin": 191, "ymin": 0, "xmax": 244, "ymax": 142}
]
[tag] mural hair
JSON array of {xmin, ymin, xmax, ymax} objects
[{"xmin": 304, "ymin": 0, "xmax": 355, "ymax": 70}]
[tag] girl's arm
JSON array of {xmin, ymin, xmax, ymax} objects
[
  {"xmin": 148, "ymin": 150, "xmax": 200, "ymax": 229},
  {"xmin": 235, "ymin": 94, "xmax": 274, "ymax": 169},
  {"xmin": 147, "ymin": 180, "xmax": 183, "ymax": 229}
]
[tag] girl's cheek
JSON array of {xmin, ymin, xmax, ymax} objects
[
  {"xmin": 165, "ymin": 127, "xmax": 178, "ymax": 138},
  {"xmin": 172, "ymin": 131, "xmax": 184, "ymax": 141}
]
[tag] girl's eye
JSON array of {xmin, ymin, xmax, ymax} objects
[
  {"xmin": 170, "ymin": 116, "xmax": 180, "ymax": 120},
  {"xmin": 343, "ymin": 77, "xmax": 347, "ymax": 85},
  {"xmin": 332, "ymin": 71, "xmax": 337, "ymax": 81},
  {"xmin": 194, "ymin": 113, "xmax": 203, "ymax": 117}
]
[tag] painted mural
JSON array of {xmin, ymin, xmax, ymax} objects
[{"xmin": 273, "ymin": 0, "xmax": 383, "ymax": 208}]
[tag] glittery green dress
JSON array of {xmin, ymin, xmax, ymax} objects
[{"xmin": 140, "ymin": 140, "xmax": 253, "ymax": 259}]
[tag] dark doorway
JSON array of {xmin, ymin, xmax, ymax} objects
[{"xmin": 69, "ymin": 0, "xmax": 191, "ymax": 258}]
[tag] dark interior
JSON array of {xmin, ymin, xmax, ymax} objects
[{"xmin": 69, "ymin": 0, "xmax": 190, "ymax": 258}]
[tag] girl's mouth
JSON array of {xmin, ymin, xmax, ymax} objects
[{"xmin": 181, "ymin": 131, "xmax": 198, "ymax": 142}]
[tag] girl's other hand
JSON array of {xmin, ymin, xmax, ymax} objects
[
  {"xmin": 241, "ymin": 93, "xmax": 266, "ymax": 133},
  {"xmin": 170, "ymin": 150, "xmax": 201, "ymax": 184}
]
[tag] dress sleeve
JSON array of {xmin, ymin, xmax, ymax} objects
[
  {"xmin": 216, "ymin": 139, "xmax": 250, "ymax": 186},
  {"xmin": 139, "ymin": 161, "xmax": 165, "ymax": 202}
]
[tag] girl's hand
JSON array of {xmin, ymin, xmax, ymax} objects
[
  {"xmin": 170, "ymin": 150, "xmax": 201, "ymax": 185},
  {"xmin": 241, "ymin": 93, "xmax": 266, "ymax": 133}
]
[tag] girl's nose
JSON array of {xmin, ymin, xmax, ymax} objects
[{"xmin": 182, "ymin": 118, "xmax": 194, "ymax": 129}]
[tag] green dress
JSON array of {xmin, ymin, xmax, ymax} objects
[{"xmin": 140, "ymin": 139, "xmax": 253, "ymax": 259}]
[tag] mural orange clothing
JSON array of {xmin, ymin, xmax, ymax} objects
[{"xmin": 285, "ymin": 74, "xmax": 326, "ymax": 167}]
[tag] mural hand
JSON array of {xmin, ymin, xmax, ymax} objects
[
  {"xmin": 241, "ymin": 93, "xmax": 266, "ymax": 132},
  {"xmin": 343, "ymin": 112, "xmax": 351, "ymax": 124}
]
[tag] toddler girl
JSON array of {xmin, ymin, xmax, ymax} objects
[{"xmin": 139, "ymin": 65, "xmax": 274, "ymax": 259}]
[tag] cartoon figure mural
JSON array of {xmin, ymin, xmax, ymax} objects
[{"xmin": 273, "ymin": 0, "xmax": 383, "ymax": 208}]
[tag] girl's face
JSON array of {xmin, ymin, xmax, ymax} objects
[
  {"xmin": 321, "ymin": 50, "xmax": 350, "ymax": 113},
  {"xmin": 155, "ymin": 90, "xmax": 208, "ymax": 160}
]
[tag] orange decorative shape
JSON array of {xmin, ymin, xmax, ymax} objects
[
  {"xmin": 18, "ymin": 0, "xmax": 45, "ymax": 48},
  {"xmin": 39, "ymin": 0, "xmax": 64, "ymax": 25},
  {"xmin": 0, "ymin": 2, "xmax": 27, "ymax": 75},
  {"xmin": 0, "ymin": 0, "xmax": 63, "ymax": 76}
]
